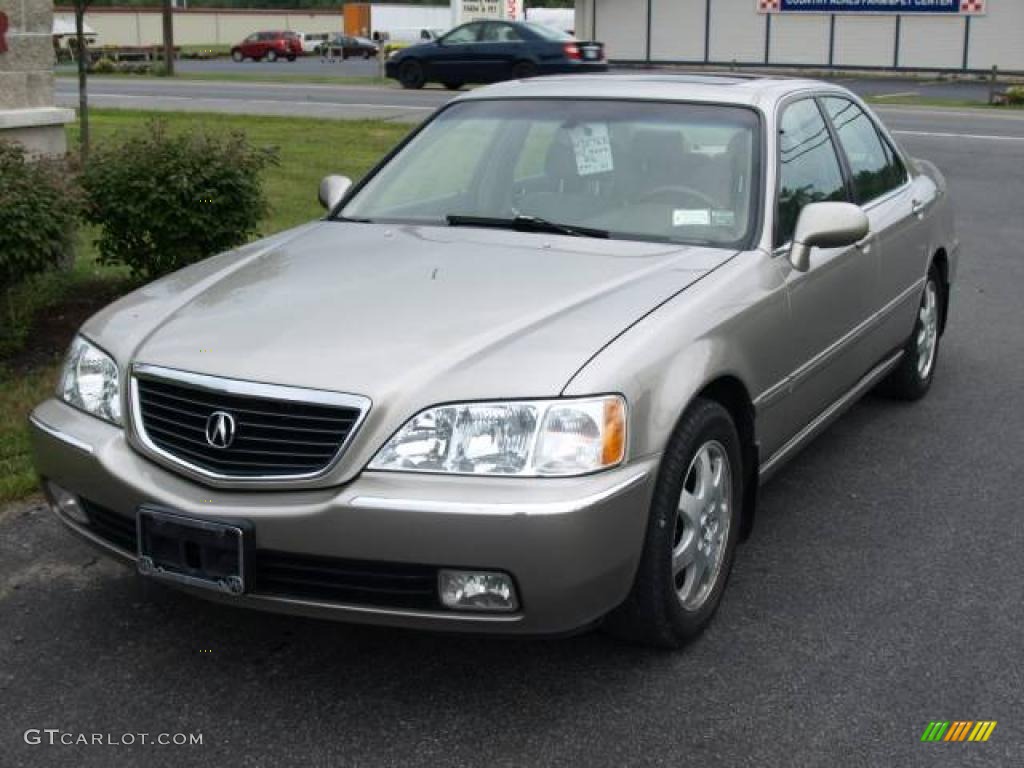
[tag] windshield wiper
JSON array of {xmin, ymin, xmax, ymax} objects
[{"xmin": 446, "ymin": 214, "xmax": 609, "ymax": 240}]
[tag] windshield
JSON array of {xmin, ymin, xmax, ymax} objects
[{"xmin": 341, "ymin": 99, "xmax": 760, "ymax": 248}]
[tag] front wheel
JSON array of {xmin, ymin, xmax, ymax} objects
[
  {"xmin": 287, "ymin": 54, "xmax": 296, "ymax": 62},
  {"xmin": 398, "ymin": 59, "xmax": 426, "ymax": 89},
  {"xmin": 881, "ymin": 265, "xmax": 943, "ymax": 400},
  {"xmin": 604, "ymin": 399, "xmax": 743, "ymax": 649},
  {"xmin": 230, "ymin": 49, "xmax": 244, "ymax": 63}
]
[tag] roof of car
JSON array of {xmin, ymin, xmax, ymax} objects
[{"xmin": 456, "ymin": 73, "xmax": 845, "ymax": 109}]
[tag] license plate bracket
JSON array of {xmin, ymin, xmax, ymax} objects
[{"xmin": 137, "ymin": 507, "xmax": 249, "ymax": 595}]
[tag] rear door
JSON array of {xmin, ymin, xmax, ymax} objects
[{"xmin": 475, "ymin": 22, "xmax": 527, "ymax": 81}]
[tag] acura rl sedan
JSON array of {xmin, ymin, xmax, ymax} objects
[{"xmin": 31, "ymin": 75, "xmax": 957, "ymax": 648}]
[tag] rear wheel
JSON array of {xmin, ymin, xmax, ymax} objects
[
  {"xmin": 442, "ymin": 81, "xmax": 464, "ymax": 91},
  {"xmin": 399, "ymin": 59, "xmax": 426, "ymax": 89},
  {"xmin": 230, "ymin": 49, "xmax": 244, "ymax": 63},
  {"xmin": 363, "ymin": 51, "xmax": 372, "ymax": 60},
  {"xmin": 266, "ymin": 49, "xmax": 278, "ymax": 62},
  {"xmin": 512, "ymin": 60, "xmax": 538, "ymax": 79},
  {"xmin": 287, "ymin": 54, "xmax": 296, "ymax": 62},
  {"xmin": 604, "ymin": 399, "xmax": 743, "ymax": 649},
  {"xmin": 881, "ymin": 264, "xmax": 943, "ymax": 401}
]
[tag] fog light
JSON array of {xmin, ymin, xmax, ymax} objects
[
  {"xmin": 45, "ymin": 480, "xmax": 88, "ymax": 525},
  {"xmin": 438, "ymin": 570, "xmax": 519, "ymax": 613}
]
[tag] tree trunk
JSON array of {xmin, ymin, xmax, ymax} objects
[
  {"xmin": 75, "ymin": 3, "xmax": 89, "ymax": 163},
  {"xmin": 162, "ymin": 0, "xmax": 175, "ymax": 76}
]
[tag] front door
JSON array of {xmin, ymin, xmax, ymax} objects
[
  {"xmin": 429, "ymin": 22, "xmax": 484, "ymax": 83},
  {"xmin": 773, "ymin": 97, "xmax": 879, "ymax": 442}
]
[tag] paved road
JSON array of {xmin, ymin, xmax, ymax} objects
[
  {"xmin": 56, "ymin": 77, "xmax": 451, "ymax": 122},
  {"xmin": 54, "ymin": 71, "xmax": 1007, "ymax": 123},
  {"xmin": 2, "ymin": 109, "xmax": 1024, "ymax": 767}
]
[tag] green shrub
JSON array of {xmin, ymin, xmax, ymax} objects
[
  {"xmin": 82, "ymin": 122, "xmax": 279, "ymax": 280},
  {"xmin": 1006, "ymin": 86, "xmax": 1024, "ymax": 106},
  {"xmin": 0, "ymin": 142, "xmax": 79, "ymax": 291},
  {"xmin": 89, "ymin": 57, "xmax": 117, "ymax": 74}
]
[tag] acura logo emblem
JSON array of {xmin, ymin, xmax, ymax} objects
[{"xmin": 205, "ymin": 411, "xmax": 236, "ymax": 449}]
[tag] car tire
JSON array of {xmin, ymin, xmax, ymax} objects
[
  {"xmin": 604, "ymin": 399, "xmax": 743, "ymax": 649},
  {"xmin": 881, "ymin": 264, "xmax": 943, "ymax": 401},
  {"xmin": 287, "ymin": 55, "xmax": 296, "ymax": 62},
  {"xmin": 266, "ymin": 50, "xmax": 278, "ymax": 62},
  {"xmin": 363, "ymin": 51, "xmax": 372, "ymax": 60},
  {"xmin": 399, "ymin": 59, "xmax": 426, "ymax": 89},
  {"xmin": 512, "ymin": 61, "xmax": 538, "ymax": 79},
  {"xmin": 442, "ymin": 81, "xmax": 464, "ymax": 91},
  {"xmin": 231, "ymin": 49, "xmax": 244, "ymax": 63}
]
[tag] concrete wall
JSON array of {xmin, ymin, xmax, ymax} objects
[
  {"xmin": 0, "ymin": 0, "xmax": 73, "ymax": 155},
  {"xmin": 53, "ymin": 9, "xmax": 347, "ymax": 47},
  {"xmin": 576, "ymin": 0, "xmax": 1024, "ymax": 73}
]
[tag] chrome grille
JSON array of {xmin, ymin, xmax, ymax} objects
[{"xmin": 132, "ymin": 366, "xmax": 368, "ymax": 480}]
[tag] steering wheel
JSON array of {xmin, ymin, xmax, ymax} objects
[{"xmin": 638, "ymin": 185, "xmax": 721, "ymax": 210}]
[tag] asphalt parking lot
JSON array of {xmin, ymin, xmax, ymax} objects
[{"xmin": 2, "ymin": 105, "xmax": 1023, "ymax": 767}]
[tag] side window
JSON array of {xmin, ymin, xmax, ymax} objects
[
  {"xmin": 777, "ymin": 99, "xmax": 848, "ymax": 246},
  {"xmin": 481, "ymin": 24, "xmax": 523, "ymax": 43},
  {"xmin": 443, "ymin": 23, "xmax": 481, "ymax": 45},
  {"xmin": 245, "ymin": 34, "xmax": 258, "ymax": 43},
  {"xmin": 823, "ymin": 97, "xmax": 906, "ymax": 203}
]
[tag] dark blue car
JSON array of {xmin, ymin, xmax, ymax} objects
[{"xmin": 385, "ymin": 20, "xmax": 606, "ymax": 90}]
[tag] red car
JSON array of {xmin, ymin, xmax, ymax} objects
[{"xmin": 231, "ymin": 31, "xmax": 302, "ymax": 63}]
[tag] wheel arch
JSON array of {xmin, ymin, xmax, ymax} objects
[
  {"xmin": 931, "ymin": 248, "xmax": 950, "ymax": 335},
  {"xmin": 693, "ymin": 375, "xmax": 759, "ymax": 540}
]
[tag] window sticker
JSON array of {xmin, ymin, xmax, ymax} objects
[
  {"xmin": 569, "ymin": 123, "xmax": 614, "ymax": 177},
  {"xmin": 711, "ymin": 210, "xmax": 736, "ymax": 227},
  {"xmin": 673, "ymin": 209, "xmax": 710, "ymax": 227}
]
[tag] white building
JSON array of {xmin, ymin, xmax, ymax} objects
[{"xmin": 574, "ymin": 0, "xmax": 1024, "ymax": 73}]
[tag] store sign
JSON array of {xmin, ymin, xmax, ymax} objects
[
  {"xmin": 0, "ymin": 12, "xmax": 9, "ymax": 55},
  {"xmin": 453, "ymin": 0, "xmax": 523, "ymax": 24},
  {"xmin": 757, "ymin": 0, "xmax": 985, "ymax": 13}
]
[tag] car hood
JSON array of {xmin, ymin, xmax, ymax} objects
[{"xmin": 85, "ymin": 222, "xmax": 733, "ymax": 473}]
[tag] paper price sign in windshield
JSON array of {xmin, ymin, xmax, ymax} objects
[{"xmin": 569, "ymin": 123, "xmax": 614, "ymax": 177}]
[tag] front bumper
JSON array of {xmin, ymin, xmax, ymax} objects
[{"xmin": 30, "ymin": 398, "xmax": 657, "ymax": 635}]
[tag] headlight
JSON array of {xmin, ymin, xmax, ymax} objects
[
  {"xmin": 369, "ymin": 396, "xmax": 626, "ymax": 477},
  {"xmin": 58, "ymin": 336, "xmax": 122, "ymax": 425}
]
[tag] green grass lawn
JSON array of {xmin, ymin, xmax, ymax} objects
[{"xmin": 0, "ymin": 109, "xmax": 412, "ymax": 503}]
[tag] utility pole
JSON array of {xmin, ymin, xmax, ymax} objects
[
  {"xmin": 162, "ymin": 0, "xmax": 175, "ymax": 76},
  {"xmin": 74, "ymin": 0, "xmax": 90, "ymax": 162}
]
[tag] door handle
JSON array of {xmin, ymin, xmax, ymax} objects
[{"xmin": 911, "ymin": 199, "xmax": 926, "ymax": 218}]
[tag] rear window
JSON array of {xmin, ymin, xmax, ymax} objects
[{"xmin": 524, "ymin": 23, "xmax": 574, "ymax": 41}]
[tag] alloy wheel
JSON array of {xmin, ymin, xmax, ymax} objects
[
  {"xmin": 672, "ymin": 440, "xmax": 732, "ymax": 611},
  {"xmin": 917, "ymin": 279, "xmax": 939, "ymax": 379}
]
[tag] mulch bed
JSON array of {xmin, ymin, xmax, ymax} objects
[{"xmin": 3, "ymin": 276, "xmax": 136, "ymax": 374}]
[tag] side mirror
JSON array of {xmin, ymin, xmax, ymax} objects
[
  {"xmin": 318, "ymin": 175, "xmax": 353, "ymax": 211},
  {"xmin": 788, "ymin": 202, "xmax": 870, "ymax": 272}
]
